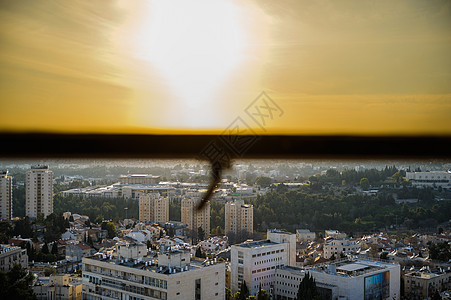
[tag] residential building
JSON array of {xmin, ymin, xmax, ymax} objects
[
  {"xmin": 267, "ymin": 229, "xmax": 296, "ymax": 267},
  {"xmin": 0, "ymin": 244, "xmax": 28, "ymax": 271},
  {"xmin": 296, "ymin": 229, "xmax": 316, "ymax": 242},
  {"xmin": 325, "ymin": 230, "xmax": 347, "ymax": 240},
  {"xmin": 26, "ymin": 165, "xmax": 53, "ymax": 218},
  {"xmin": 406, "ymin": 171, "xmax": 451, "ymax": 188},
  {"xmin": 0, "ymin": 170, "xmax": 12, "ymax": 220},
  {"xmin": 33, "ymin": 274, "xmax": 83, "ymax": 300},
  {"xmin": 225, "ymin": 200, "xmax": 253, "ymax": 239},
  {"xmin": 181, "ymin": 197, "xmax": 210, "ymax": 237},
  {"xmin": 139, "ymin": 193, "xmax": 169, "ymax": 223},
  {"xmin": 323, "ymin": 238, "xmax": 360, "ymax": 259},
  {"xmin": 119, "ymin": 174, "xmax": 160, "ymax": 185},
  {"xmin": 403, "ymin": 269, "xmax": 451, "ymax": 300},
  {"xmin": 274, "ymin": 258, "xmax": 400, "ymax": 300},
  {"xmin": 230, "ymin": 230, "xmax": 296, "ymax": 296},
  {"xmin": 82, "ymin": 243, "xmax": 225, "ymax": 299},
  {"xmin": 66, "ymin": 243, "xmax": 95, "ymax": 262}
]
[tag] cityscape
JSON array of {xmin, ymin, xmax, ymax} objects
[
  {"xmin": 0, "ymin": 160, "xmax": 450, "ymax": 299},
  {"xmin": 1, "ymin": 1, "xmax": 450, "ymax": 300}
]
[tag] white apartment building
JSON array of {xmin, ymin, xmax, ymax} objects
[
  {"xmin": 230, "ymin": 230, "xmax": 296, "ymax": 296},
  {"xmin": 82, "ymin": 244, "xmax": 225, "ymax": 300},
  {"xmin": 0, "ymin": 244, "xmax": 28, "ymax": 271},
  {"xmin": 274, "ymin": 258, "xmax": 401, "ymax": 300},
  {"xmin": 181, "ymin": 197, "xmax": 210, "ymax": 237},
  {"xmin": 139, "ymin": 193, "xmax": 169, "ymax": 223},
  {"xmin": 296, "ymin": 229, "xmax": 316, "ymax": 242},
  {"xmin": 325, "ymin": 230, "xmax": 347, "ymax": 240},
  {"xmin": 225, "ymin": 200, "xmax": 253, "ymax": 238},
  {"xmin": 0, "ymin": 170, "xmax": 12, "ymax": 220},
  {"xmin": 406, "ymin": 171, "xmax": 451, "ymax": 188},
  {"xmin": 26, "ymin": 165, "xmax": 53, "ymax": 218},
  {"xmin": 323, "ymin": 238, "xmax": 360, "ymax": 259}
]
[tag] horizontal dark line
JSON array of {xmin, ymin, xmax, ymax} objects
[{"xmin": 0, "ymin": 133, "xmax": 450, "ymax": 159}]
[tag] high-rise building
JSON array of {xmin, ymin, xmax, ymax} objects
[
  {"xmin": 139, "ymin": 193, "xmax": 169, "ymax": 223},
  {"xmin": 0, "ymin": 170, "xmax": 12, "ymax": 220},
  {"xmin": 26, "ymin": 165, "xmax": 53, "ymax": 218},
  {"xmin": 225, "ymin": 200, "xmax": 253, "ymax": 239},
  {"xmin": 181, "ymin": 197, "xmax": 210, "ymax": 238}
]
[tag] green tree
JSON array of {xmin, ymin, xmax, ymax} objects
[
  {"xmin": 239, "ymin": 281, "xmax": 249, "ymax": 300},
  {"xmin": 42, "ymin": 242, "xmax": 49, "ymax": 254},
  {"xmin": 101, "ymin": 221, "xmax": 117, "ymax": 239},
  {"xmin": 296, "ymin": 273, "xmax": 318, "ymax": 300},
  {"xmin": 360, "ymin": 178, "xmax": 370, "ymax": 190},
  {"xmin": 198, "ymin": 226, "xmax": 205, "ymax": 241},
  {"xmin": 255, "ymin": 177, "xmax": 273, "ymax": 188},
  {"xmin": 256, "ymin": 285, "xmax": 270, "ymax": 300},
  {"xmin": 51, "ymin": 242, "xmax": 58, "ymax": 255},
  {"xmin": 0, "ymin": 264, "xmax": 36, "ymax": 299},
  {"xmin": 391, "ymin": 171, "xmax": 403, "ymax": 184}
]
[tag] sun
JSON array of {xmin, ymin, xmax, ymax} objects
[{"xmin": 132, "ymin": 0, "xmax": 248, "ymax": 109}]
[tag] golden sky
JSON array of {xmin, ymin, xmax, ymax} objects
[{"xmin": 1, "ymin": 0, "xmax": 450, "ymax": 135}]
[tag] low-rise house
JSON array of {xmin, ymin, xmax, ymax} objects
[{"xmin": 66, "ymin": 243, "xmax": 95, "ymax": 262}]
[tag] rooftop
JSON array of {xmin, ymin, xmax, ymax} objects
[
  {"xmin": 85, "ymin": 251, "xmax": 222, "ymax": 274},
  {"xmin": 120, "ymin": 174, "xmax": 160, "ymax": 179},
  {"xmin": 234, "ymin": 240, "xmax": 278, "ymax": 248},
  {"xmin": 310, "ymin": 258, "xmax": 397, "ymax": 277}
]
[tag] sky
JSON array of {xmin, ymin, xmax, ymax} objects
[{"xmin": 0, "ymin": 0, "xmax": 450, "ymax": 135}]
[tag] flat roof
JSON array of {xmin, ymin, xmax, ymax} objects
[
  {"xmin": 337, "ymin": 263, "xmax": 370, "ymax": 272},
  {"xmin": 235, "ymin": 240, "xmax": 278, "ymax": 248}
]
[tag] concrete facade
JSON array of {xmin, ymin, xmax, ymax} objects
[
  {"xmin": 406, "ymin": 171, "xmax": 451, "ymax": 188},
  {"xmin": 231, "ymin": 230, "xmax": 296, "ymax": 296},
  {"xmin": 403, "ymin": 270, "xmax": 451, "ymax": 300},
  {"xmin": 82, "ymin": 245, "xmax": 225, "ymax": 300},
  {"xmin": 274, "ymin": 258, "xmax": 400, "ymax": 300},
  {"xmin": 0, "ymin": 170, "xmax": 12, "ymax": 220},
  {"xmin": 26, "ymin": 165, "xmax": 53, "ymax": 218},
  {"xmin": 181, "ymin": 198, "xmax": 210, "ymax": 237},
  {"xmin": 225, "ymin": 200, "xmax": 253, "ymax": 238},
  {"xmin": 323, "ymin": 239, "xmax": 360, "ymax": 259},
  {"xmin": 0, "ymin": 244, "xmax": 28, "ymax": 272},
  {"xmin": 139, "ymin": 193, "xmax": 169, "ymax": 223}
]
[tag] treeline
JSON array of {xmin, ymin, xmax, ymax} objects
[
  {"xmin": 53, "ymin": 194, "xmax": 139, "ymax": 221},
  {"xmin": 310, "ymin": 165, "xmax": 402, "ymax": 186},
  {"xmin": 248, "ymin": 187, "xmax": 450, "ymax": 233}
]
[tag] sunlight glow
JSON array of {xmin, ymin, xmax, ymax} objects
[{"xmin": 133, "ymin": 0, "xmax": 248, "ymax": 110}]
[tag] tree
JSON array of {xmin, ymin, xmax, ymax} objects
[
  {"xmin": 42, "ymin": 242, "xmax": 49, "ymax": 254},
  {"xmin": 255, "ymin": 177, "xmax": 273, "ymax": 188},
  {"xmin": 101, "ymin": 221, "xmax": 117, "ymax": 239},
  {"xmin": 239, "ymin": 281, "xmax": 249, "ymax": 300},
  {"xmin": 44, "ymin": 267, "xmax": 56, "ymax": 276},
  {"xmin": 296, "ymin": 273, "xmax": 318, "ymax": 300},
  {"xmin": 360, "ymin": 178, "xmax": 370, "ymax": 191},
  {"xmin": 391, "ymin": 171, "xmax": 403, "ymax": 184},
  {"xmin": 431, "ymin": 290, "xmax": 442, "ymax": 300},
  {"xmin": 226, "ymin": 287, "xmax": 233, "ymax": 300},
  {"xmin": 256, "ymin": 286, "xmax": 270, "ymax": 300},
  {"xmin": 197, "ymin": 226, "xmax": 205, "ymax": 241},
  {"xmin": 0, "ymin": 264, "xmax": 36, "ymax": 300},
  {"xmin": 51, "ymin": 242, "xmax": 58, "ymax": 255}
]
